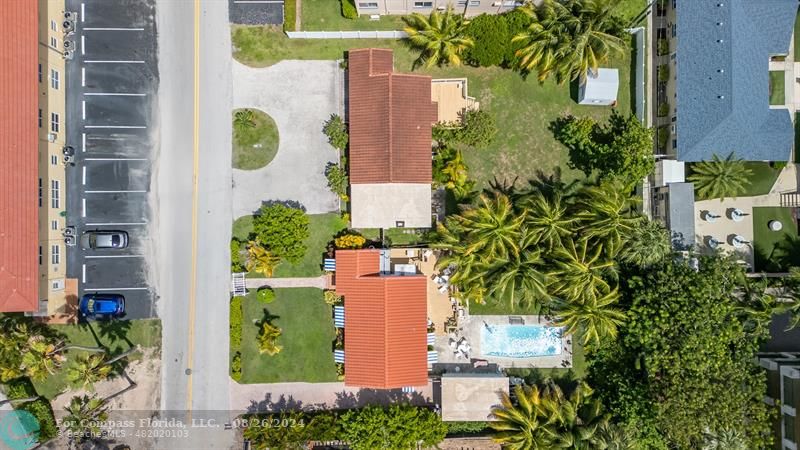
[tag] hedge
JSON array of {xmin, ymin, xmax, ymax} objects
[
  {"xmin": 446, "ymin": 420, "xmax": 490, "ymax": 435},
  {"xmin": 341, "ymin": 0, "xmax": 359, "ymax": 20},
  {"xmin": 284, "ymin": 0, "xmax": 297, "ymax": 32},
  {"xmin": 4, "ymin": 378, "xmax": 57, "ymax": 442},
  {"xmin": 230, "ymin": 296, "xmax": 243, "ymax": 351},
  {"xmin": 4, "ymin": 377, "xmax": 37, "ymax": 400}
]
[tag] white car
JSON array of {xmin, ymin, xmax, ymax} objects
[{"xmin": 80, "ymin": 231, "xmax": 129, "ymax": 250}]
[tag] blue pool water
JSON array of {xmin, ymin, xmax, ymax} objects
[{"xmin": 481, "ymin": 325, "xmax": 563, "ymax": 358}]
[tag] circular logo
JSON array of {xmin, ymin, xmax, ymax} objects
[{"xmin": 0, "ymin": 410, "xmax": 40, "ymax": 450}]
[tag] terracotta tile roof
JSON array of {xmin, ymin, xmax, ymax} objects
[
  {"xmin": 0, "ymin": 1, "xmax": 39, "ymax": 312},
  {"xmin": 336, "ymin": 249, "xmax": 428, "ymax": 389},
  {"xmin": 347, "ymin": 48, "xmax": 437, "ymax": 184}
]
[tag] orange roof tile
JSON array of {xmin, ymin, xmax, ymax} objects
[
  {"xmin": 347, "ymin": 48, "xmax": 437, "ymax": 185},
  {"xmin": 336, "ymin": 249, "xmax": 428, "ymax": 389},
  {"xmin": 0, "ymin": 0, "xmax": 39, "ymax": 312}
]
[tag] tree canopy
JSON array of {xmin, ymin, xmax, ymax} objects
[
  {"xmin": 252, "ymin": 203, "xmax": 310, "ymax": 263},
  {"xmin": 339, "ymin": 404, "xmax": 446, "ymax": 450}
]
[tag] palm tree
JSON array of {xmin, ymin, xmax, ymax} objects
[
  {"xmin": 522, "ymin": 192, "xmax": 578, "ymax": 251},
  {"xmin": 687, "ymin": 153, "xmax": 753, "ymax": 200},
  {"xmin": 441, "ymin": 149, "xmax": 474, "ymax": 200},
  {"xmin": 514, "ymin": 0, "xmax": 626, "ymax": 84},
  {"xmin": 403, "ymin": 7, "xmax": 474, "ymax": 69},
  {"xmin": 63, "ymin": 395, "xmax": 109, "ymax": 442},
  {"xmin": 459, "ymin": 193, "xmax": 525, "ymax": 260},
  {"xmin": 485, "ymin": 249, "xmax": 549, "ymax": 311},
  {"xmin": 234, "ymin": 109, "xmax": 256, "ymax": 132},
  {"xmin": 549, "ymin": 239, "xmax": 617, "ymax": 301},
  {"xmin": 246, "ymin": 241, "xmax": 282, "ymax": 277},
  {"xmin": 618, "ymin": 218, "xmax": 672, "ymax": 268},
  {"xmin": 577, "ymin": 180, "xmax": 642, "ymax": 256},
  {"xmin": 258, "ymin": 322, "xmax": 283, "ymax": 356},
  {"xmin": 553, "ymin": 288, "xmax": 626, "ymax": 347},
  {"xmin": 67, "ymin": 354, "xmax": 113, "ymax": 390},
  {"xmin": 596, "ymin": 422, "xmax": 639, "ymax": 450}
]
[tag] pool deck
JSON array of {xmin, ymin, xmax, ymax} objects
[{"xmin": 434, "ymin": 315, "xmax": 572, "ymax": 369}]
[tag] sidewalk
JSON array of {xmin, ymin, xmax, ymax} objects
[{"xmin": 245, "ymin": 276, "xmax": 328, "ymax": 289}]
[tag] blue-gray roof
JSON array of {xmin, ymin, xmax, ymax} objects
[
  {"xmin": 676, "ymin": 0, "xmax": 796, "ymax": 162},
  {"xmin": 666, "ymin": 182, "xmax": 695, "ymax": 249}
]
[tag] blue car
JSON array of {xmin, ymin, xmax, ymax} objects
[{"xmin": 79, "ymin": 294, "xmax": 125, "ymax": 320}]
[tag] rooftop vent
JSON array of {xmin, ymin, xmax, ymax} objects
[
  {"xmin": 717, "ymin": 39, "xmax": 724, "ymax": 43},
  {"xmin": 717, "ymin": 69, "xmax": 725, "ymax": 73},
  {"xmin": 718, "ymin": 95, "xmax": 725, "ymax": 99},
  {"xmin": 717, "ymin": 22, "xmax": 724, "ymax": 26}
]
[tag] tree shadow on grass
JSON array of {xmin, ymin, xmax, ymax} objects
[{"xmin": 333, "ymin": 389, "xmax": 430, "ymax": 410}]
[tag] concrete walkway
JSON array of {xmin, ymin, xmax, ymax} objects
[
  {"xmin": 229, "ymin": 380, "xmax": 434, "ymax": 413},
  {"xmin": 246, "ymin": 276, "xmax": 328, "ymax": 289},
  {"xmin": 231, "ymin": 60, "xmax": 340, "ymax": 218}
]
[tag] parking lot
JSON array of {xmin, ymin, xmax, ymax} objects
[{"xmin": 65, "ymin": 0, "xmax": 158, "ymax": 320}]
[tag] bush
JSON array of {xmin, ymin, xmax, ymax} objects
[
  {"xmin": 657, "ymin": 38, "xmax": 669, "ymax": 55},
  {"xmin": 657, "ymin": 126, "xmax": 669, "ymax": 150},
  {"xmin": 334, "ymin": 233, "xmax": 366, "ymax": 249},
  {"xmin": 657, "ymin": 102, "xmax": 669, "ymax": 117},
  {"xmin": 341, "ymin": 0, "xmax": 358, "ymax": 19},
  {"xmin": 230, "ymin": 296, "xmax": 243, "ymax": 351},
  {"xmin": 231, "ymin": 352, "xmax": 242, "ymax": 381},
  {"xmin": 433, "ymin": 110, "xmax": 498, "ymax": 148},
  {"xmin": 325, "ymin": 162, "xmax": 349, "ymax": 198},
  {"xmin": 284, "ymin": 0, "xmax": 296, "ymax": 32},
  {"xmin": 771, "ymin": 161, "xmax": 788, "ymax": 170},
  {"xmin": 253, "ymin": 203, "xmax": 310, "ymax": 263},
  {"xmin": 502, "ymin": 9, "xmax": 532, "ymax": 66},
  {"xmin": 464, "ymin": 14, "xmax": 508, "ymax": 67},
  {"xmin": 256, "ymin": 288, "xmax": 276, "ymax": 304},
  {"xmin": 323, "ymin": 114, "xmax": 349, "ymax": 150},
  {"xmin": 4, "ymin": 377, "xmax": 37, "ymax": 400},
  {"xmin": 231, "ymin": 239, "xmax": 245, "ymax": 272},
  {"xmin": 19, "ymin": 399, "xmax": 57, "ymax": 441},
  {"xmin": 658, "ymin": 64, "xmax": 670, "ymax": 82},
  {"xmin": 324, "ymin": 290, "xmax": 343, "ymax": 305},
  {"xmin": 446, "ymin": 421, "xmax": 490, "ymax": 435}
]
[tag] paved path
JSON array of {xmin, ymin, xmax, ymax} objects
[
  {"xmin": 229, "ymin": 380, "xmax": 434, "ymax": 413},
  {"xmin": 231, "ymin": 60, "xmax": 340, "ymax": 218},
  {"xmin": 246, "ymin": 276, "xmax": 328, "ymax": 289}
]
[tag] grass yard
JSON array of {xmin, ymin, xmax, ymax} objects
[
  {"xmin": 231, "ymin": 26, "xmax": 634, "ymax": 188},
  {"xmin": 795, "ymin": 10, "xmax": 800, "ymax": 60},
  {"xmin": 301, "ymin": 0, "xmax": 406, "ymax": 31},
  {"xmin": 743, "ymin": 162, "xmax": 782, "ymax": 196},
  {"xmin": 769, "ymin": 71, "xmax": 786, "ymax": 106},
  {"xmin": 233, "ymin": 213, "xmax": 348, "ymax": 277},
  {"xmin": 238, "ymin": 288, "xmax": 338, "ymax": 383},
  {"xmin": 233, "ymin": 109, "xmax": 280, "ymax": 170},
  {"xmin": 753, "ymin": 207, "xmax": 800, "ymax": 273},
  {"xmin": 33, "ymin": 319, "xmax": 162, "ymax": 399},
  {"xmin": 358, "ymin": 227, "xmax": 433, "ymax": 246},
  {"xmin": 795, "ymin": 113, "xmax": 800, "ymax": 163}
]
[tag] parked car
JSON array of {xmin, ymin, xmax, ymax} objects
[
  {"xmin": 80, "ymin": 230, "xmax": 128, "ymax": 250},
  {"xmin": 79, "ymin": 293, "xmax": 126, "ymax": 320}
]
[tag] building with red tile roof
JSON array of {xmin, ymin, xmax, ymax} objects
[
  {"xmin": 347, "ymin": 48, "xmax": 437, "ymax": 229},
  {"xmin": 0, "ymin": 1, "xmax": 39, "ymax": 312},
  {"xmin": 335, "ymin": 249, "xmax": 428, "ymax": 389}
]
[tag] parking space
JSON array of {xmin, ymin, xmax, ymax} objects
[
  {"xmin": 229, "ymin": 0, "xmax": 284, "ymax": 25},
  {"xmin": 65, "ymin": 0, "xmax": 158, "ymax": 320}
]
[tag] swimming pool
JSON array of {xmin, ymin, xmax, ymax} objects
[{"xmin": 480, "ymin": 325, "xmax": 563, "ymax": 358}]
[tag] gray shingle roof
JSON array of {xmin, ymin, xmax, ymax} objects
[
  {"xmin": 676, "ymin": 0, "xmax": 796, "ymax": 162},
  {"xmin": 666, "ymin": 182, "xmax": 695, "ymax": 249}
]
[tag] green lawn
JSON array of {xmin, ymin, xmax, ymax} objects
[
  {"xmin": 231, "ymin": 26, "xmax": 634, "ymax": 189},
  {"xmin": 795, "ymin": 113, "xmax": 800, "ymax": 163},
  {"xmin": 769, "ymin": 71, "xmax": 786, "ymax": 106},
  {"xmin": 33, "ymin": 319, "xmax": 162, "ymax": 399},
  {"xmin": 301, "ymin": 0, "xmax": 406, "ymax": 31},
  {"xmin": 233, "ymin": 109, "xmax": 280, "ymax": 170},
  {"xmin": 358, "ymin": 227, "xmax": 433, "ymax": 246},
  {"xmin": 753, "ymin": 207, "xmax": 800, "ymax": 273},
  {"xmin": 794, "ymin": 10, "xmax": 800, "ymax": 60},
  {"xmin": 238, "ymin": 288, "xmax": 338, "ymax": 383},
  {"xmin": 743, "ymin": 162, "xmax": 782, "ymax": 196},
  {"xmin": 233, "ymin": 213, "xmax": 347, "ymax": 277}
]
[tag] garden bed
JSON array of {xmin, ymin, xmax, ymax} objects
[{"xmin": 233, "ymin": 108, "xmax": 280, "ymax": 170}]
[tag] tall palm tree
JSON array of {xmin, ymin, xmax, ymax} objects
[
  {"xmin": 258, "ymin": 322, "xmax": 283, "ymax": 356},
  {"xmin": 63, "ymin": 395, "xmax": 109, "ymax": 443},
  {"xmin": 549, "ymin": 239, "xmax": 617, "ymax": 301},
  {"xmin": 246, "ymin": 241, "xmax": 282, "ymax": 277},
  {"xmin": 617, "ymin": 218, "xmax": 672, "ymax": 268},
  {"xmin": 403, "ymin": 7, "xmax": 474, "ymax": 69},
  {"xmin": 485, "ymin": 249, "xmax": 549, "ymax": 311},
  {"xmin": 459, "ymin": 193, "xmax": 525, "ymax": 260},
  {"xmin": 20, "ymin": 338, "xmax": 65, "ymax": 381},
  {"xmin": 522, "ymin": 192, "xmax": 578, "ymax": 251},
  {"xmin": 687, "ymin": 153, "xmax": 753, "ymax": 200},
  {"xmin": 553, "ymin": 288, "xmax": 626, "ymax": 347},
  {"xmin": 514, "ymin": 0, "xmax": 626, "ymax": 84},
  {"xmin": 577, "ymin": 180, "xmax": 642, "ymax": 256},
  {"xmin": 67, "ymin": 354, "xmax": 113, "ymax": 391}
]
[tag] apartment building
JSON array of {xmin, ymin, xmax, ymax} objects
[
  {"xmin": 759, "ymin": 353, "xmax": 800, "ymax": 450},
  {"xmin": 355, "ymin": 0, "xmax": 523, "ymax": 17}
]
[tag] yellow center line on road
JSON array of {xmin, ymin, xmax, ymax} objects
[{"xmin": 186, "ymin": 0, "xmax": 201, "ymax": 418}]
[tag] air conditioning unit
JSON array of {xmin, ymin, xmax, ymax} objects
[
  {"xmin": 64, "ymin": 236, "xmax": 76, "ymax": 246},
  {"xmin": 63, "ymin": 11, "xmax": 78, "ymax": 21},
  {"xmin": 62, "ymin": 146, "xmax": 75, "ymax": 156},
  {"xmin": 48, "ymin": 132, "xmax": 57, "ymax": 142},
  {"xmin": 63, "ymin": 50, "xmax": 74, "ymax": 60},
  {"xmin": 63, "ymin": 40, "xmax": 75, "ymax": 51},
  {"xmin": 63, "ymin": 154, "xmax": 74, "ymax": 164},
  {"xmin": 63, "ymin": 226, "xmax": 76, "ymax": 237},
  {"xmin": 63, "ymin": 19, "xmax": 75, "ymax": 33}
]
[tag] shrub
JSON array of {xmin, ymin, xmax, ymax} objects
[
  {"xmin": 657, "ymin": 102, "xmax": 669, "ymax": 117},
  {"xmin": 233, "ymin": 109, "xmax": 256, "ymax": 132},
  {"xmin": 658, "ymin": 64, "xmax": 670, "ymax": 82},
  {"xmin": 230, "ymin": 296, "xmax": 243, "ymax": 351},
  {"xmin": 657, "ymin": 38, "xmax": 669, "ymax": 55},
  {"xmin": 433, "ymin": 109, "xmax": 498, "ymax": 148},
  {"xmin": 341, "ymin": 0, "xmax": 358, "ymax": 19},
  {"xmin": 464, "ymin": 14, "xmax": 508, "ymax": 67},
  {"xmin": 341, "ymin": 212, "xmax": 350, "ymax": 223},
  {"xmin": 502, "ymin": 8, "xmax": 532, "ymax": 66},
  {"xmin": 283, "ymin": 0, "xmax": 297, "ymax": 32},
  {"xmin": 657, "ymin": 126, "xmax": 669, "ymax": 150},
  {"xmin": 231, "ymin": 239, "xmax": 245, "ymax": 272},
  {"xmin": 334, "ymin": 233, "xmax": 366, "ymax": 249},
  {"xmin": 4, "ymin": 377, "xmax": 37, "ymax": 400},
  {"xmin": 446, "ymin": 421, "xmax": 490, "ymax": 435},
  {"xmin": 771, "ymin": 161, "xmax": 788, "ymax": 170},
  {"xmin": 325, "ymin": 163, "xmax": 349, "ymax": 198},
  {"xmin": 253, "ymin": 203, "xmax": 310, "ymax": 263},
  {"xmin": 323, "ymin": 114, "xmax": 349, "ymax": 150},
  {"xmin": 324, "ymin": 290, "xmax": 343, "ymax": 305},
  {"xmin": 231, "ymin": 352, "xmax": 242, "ymax": 381},
  {"xmin": 256, "ymin": 287, "xmax": 276, "ymax": 304},
  {"xmin": 19, "ymin": 399, "xmax": 56, "ymax": 441},
  {"xmin": 258, "ymin": 322, "xmax": 283, "ymax": 356}
]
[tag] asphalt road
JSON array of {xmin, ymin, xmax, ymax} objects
[
  {"xmin": 65, "ymin": 0, "xmax": 159, "ymax": 320},
  {"xmin": 157, "ymin": 0, "xmax": 236, "ymax": 448},
  {"xmin": 228, "ymin": 0, "xmax": 284, "ymax": 25}
]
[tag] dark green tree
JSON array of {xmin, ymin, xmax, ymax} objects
[
  {"xmin": 322, "ymin": 114, "xmax": 348, "ymax": 150},
  {"xmin": 252, "ymin": 203, "xmax": 310, "ymax": 263},
  {"xmin": 464, "ymin": 13, "xmax": 509, "ymax": 67},
  {"xmin": 340, "ymin": 405, "xmax": 446, "ymax": 450}
]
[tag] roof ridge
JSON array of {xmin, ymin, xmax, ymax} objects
[
  {"xmin": 383, "ymin": 278, "xmax": 390, "ymax": 387},
  {"xmin": 387, "ymin": 71, "xmax": 394, "ymax": 183}
]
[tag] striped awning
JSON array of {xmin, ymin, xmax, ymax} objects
[
  {"xmin": 427, "ymin": 351, "xmax": 438, "ymax": 363},
  {"xmin": 334, "ymin": 349, "xmax": 345, "ymax": 363},
  {"xmin": 427, "ymin": 332, "xmax": 435, "ymax": 345},
  {"xmin": 334, "ymin": 306, "xmax": 345, "ymax": 328},
  {"xmin": 324, "ymin": 258, "xmax": 336, "ymax": 271},
  {"xmin": 401, "ymin": 386, "xmax": 415, "ymax": 393}
]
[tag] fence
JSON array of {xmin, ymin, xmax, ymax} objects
[
  {"xmin": 286, "ymin": 30, "xmax": 407, "ymax": 39},
  {"xmin": 628, "ymin": 27, "xmax": 647, "ymax": 124}
]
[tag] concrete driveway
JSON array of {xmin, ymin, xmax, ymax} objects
[{"xmin": 232, "ymin": 60, "xmax": 340, "ymax": 217}]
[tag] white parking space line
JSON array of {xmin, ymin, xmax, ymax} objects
[
  {"xmin": 82, "ymin": 100, "xmax": 86, "ymax": 120},
  {"xmin": 85, "ymin": 222, "xmax": 147, "ymax": 226},
  {"xmin": 86, "ymin": 287, "xmax": 149, "ymax": 291},
  {"xmin": 84, "ymin": 190, "xmax": 147, "ymax": 194},
  {"xmin": 84, "ymin": 60, "xmax": 145, "ymax": 64},
  {"xmin": 82, "ymin": 264, "xmax": 86, "ymax": 283},
  {"xmin": 84, "ymin": 93, "xmax": 146, "ymax": 97},
  {"xmin": 84, "ymin": 255, "xmax": 145, "ymax": 259},
  {"xmin": 85, "ymin": 125, "xmax": 147, "ymax": 129},
  {"xmin": 84, "ymin": 157, "xmax": 147, "ymax": 161},
  {"xmin": 83, "ymin": 27, "xmax": 145, "ymax": 31},
  {"xmin": 81, "ymin": 3, "xmax": 85, "ymax": 22},
  {"xmin": 82, "ymin": 166, "xmax": 86, "ymax": 185},
  {"xmin": 81, "ymin": 67, "xmax": 85, "ymax": 87},
  {"xmin": 82, "ymin": 132, "xmax": 86, "ymax": 152},
  {"xmin": 82, "ymin": 198, "xmax": 87, "ymax": 217},
  {"xmin": 81, "ymin": 35, "xmax": 85, "ymax": 55}
]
